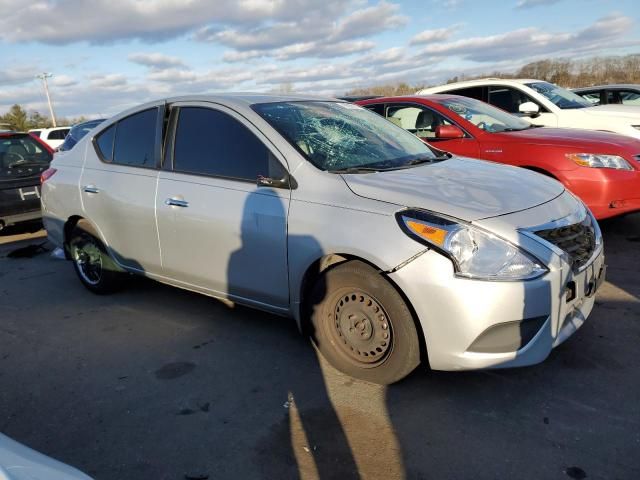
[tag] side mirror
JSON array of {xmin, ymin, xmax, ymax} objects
[
  {"xmin": 518, "ymin": 101, "xmax": 540, "ymax": 117},
  {"xmin": 435, "ymin": 125, "xmax": 465, "ymax": 139}
]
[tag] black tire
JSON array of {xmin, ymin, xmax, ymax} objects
[
  {"xmin": 308, "ymin": 260, "xmax": 421, "ymax": 385},
  {"xmin": 67, "ymin": 221, "xmax": 124, "ymax": 294}
]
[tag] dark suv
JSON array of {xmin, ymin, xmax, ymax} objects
[{"xmin": 0, "ymin": 132, "xmax": 53, "ymax": 231}]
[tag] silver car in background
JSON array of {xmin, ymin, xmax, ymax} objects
[{"xmin": 40, "ymin": 94, "xmax": 605, "ymax": 384}]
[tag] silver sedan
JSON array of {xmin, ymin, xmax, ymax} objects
[{"xmin": 41, "ymin": 94, "xmax": 605, "ymax": 384}]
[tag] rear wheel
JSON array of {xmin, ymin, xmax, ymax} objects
[
  {"xmin": 308, "ymin": 260, "xmax": 421, "ymax": 384},
  {"xmin": 68, "ymin": 222, "xmax": 123, "ymax": 294}
]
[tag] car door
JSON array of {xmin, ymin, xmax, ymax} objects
[
  {"xmin": 382, "ymin": 103, "xmax": 480, "ymax": 158},
  {"xmin": 156, "ymin": 103, "xmax": 290, "ymax": 309},
  {"xmin": 80, "ymin": 107, "xmax": 163, "ymax": 274}
]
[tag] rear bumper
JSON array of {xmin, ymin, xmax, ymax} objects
[
  {"xmin": 0, "ymin": 209, "xmax": 42, "ymax": 228},
  {"xmin": 389, "ymin": 243, "xmax": 605, "ymax": 371}
]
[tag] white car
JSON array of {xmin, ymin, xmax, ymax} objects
[
  {"xmin": 417, "ymin": 79, "xmax": 640, "ymax": 139},
  {"xmin": 28, "ymin": 127, "xmax": 70, "ymax": 150},
  {"xmin": 0, "ymin": 433, "xmax": 92, "ymax": 479}
]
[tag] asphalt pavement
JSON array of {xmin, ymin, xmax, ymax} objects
[{"xmin": 0, "ymin": 215, "xmax": 639, "ymax": 480}]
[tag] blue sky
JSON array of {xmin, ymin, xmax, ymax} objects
[{"xmin": 1, "ymin": 0, "xmax": 638, "ymax": 119}]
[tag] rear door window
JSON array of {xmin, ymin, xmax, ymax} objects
[
  {"xmin": 172, "ymin": 107, "xmax": 283, "ymax": 181},
  {"xmin": 112, "ymin": 109, "xmax": 158, "ymax": 167}
]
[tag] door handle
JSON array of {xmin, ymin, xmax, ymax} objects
[
  {"xmin": 165, "ymin": 198, "xmax": 189, "ymax": 208},
  {"xmin": 83, "ymin": 185, "xmax": 99, "ymax": 194}
]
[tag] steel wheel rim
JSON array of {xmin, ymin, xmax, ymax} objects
[
  {"xmin": 330, "ymin": 290, "xmax": 393, "ymax": 366},
  {"xmin": 72, "ymin": 236, "xmax": 103, "ymax": 286}
]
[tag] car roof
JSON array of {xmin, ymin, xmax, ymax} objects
[
  {"xmin": 572, "ymin": 84, "xmax": 640, "ymax": 92},
  {"xmin": 418, "ymin": 78, "xmax": 546, "ymax": 92},
  {"xmin": 359, "ymin": 93, "xmax": 467, "ymax": 103},
  {"xmin": 102, "ymin": 92, "xmax": 344, "ymax": 126},
  {"xmin": 166, "ymin": 92, "xmax": 338, "ymax": 106}
]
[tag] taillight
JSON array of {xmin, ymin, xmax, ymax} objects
[{"xmin": 41, "ymin": 168, "xmax": 57, "ymax": 184}]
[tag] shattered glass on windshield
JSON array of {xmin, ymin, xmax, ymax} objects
[{"xmin": 253, "ymin": 101, "xmax": 437, "ymax": 172}]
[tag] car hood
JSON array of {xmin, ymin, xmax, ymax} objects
[
  {"xmin": 581, "ymin": 104, "xmax": 640, "ymax": 120},
  {"xmin": 343, "ymin": 157, "xmax": 565, "ymax": 222},
  {"xmin": 499, "ymin": 127, "xmax": 640, "ymax": 150}
]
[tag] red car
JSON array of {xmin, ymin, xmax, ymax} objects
[{"xmin": 356, "ymin": 95, "xmax": 640, "ymax": 219}]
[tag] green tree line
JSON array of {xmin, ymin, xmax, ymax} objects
[
  {"xmin": 0, "ymin": 104, "xmax": 87, "ymax": 131},
  {"xmin": 347, "ymin": 53, "xmax": 640, "ymax": 97}
]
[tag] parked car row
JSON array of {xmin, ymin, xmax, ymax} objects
[{"xmin": 40, "ymin": 93, "xmax": 607, "ymax": 384}]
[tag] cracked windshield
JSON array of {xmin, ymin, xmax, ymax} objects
[{"xmin": 254, "ymin": 101, "xmax": 439, "ymax": 172}]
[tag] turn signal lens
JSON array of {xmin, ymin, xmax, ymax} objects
[
  {"xmin": 566, "ymin": 153, "xmax": 632, "ymax": 170},
  {"xmin": 405, "ymin": 220, "xmax": 447, "ymax": 247}
]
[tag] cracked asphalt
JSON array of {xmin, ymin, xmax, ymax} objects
[{"xmin": 0, "ymin": 215, "xmax": 639, "ymax": 480}]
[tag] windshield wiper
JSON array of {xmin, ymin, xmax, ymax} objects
[{"xmin": 328, "ymin": 166, "xmax": 384, "ymax": 174}]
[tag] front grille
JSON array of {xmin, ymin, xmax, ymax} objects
[{"xmin": 535, "ymin": 217, "xmax": 596, "ymax": 271}]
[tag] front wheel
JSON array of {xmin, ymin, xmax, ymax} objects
[
  {"xmin": 68, "ymin": 223, "xmax": 124, "ymax": 294},
  {"xmin": 308, "ymin": 260, "xmax": 421, "ymax": 385}
]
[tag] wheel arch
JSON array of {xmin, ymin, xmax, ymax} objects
[{"xmin": 297, "ymin": 252, "xmax": 429, "ymax": 365}]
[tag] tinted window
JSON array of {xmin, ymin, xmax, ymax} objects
[
  {"xmin": 95, "ymin": 124, "xmax": 115, "ymax": 161},
  {"xmin": 48, "ymin": 128, "xmax": 69, "ymax": 140},
  {"xmin": 448, "ymin": 86, "xmax": 485, "ymax": 101},
  {"xmin": 618, "ymin": 90, "xmax": 640, "ymax": 105},
  {"xmin": 173, "ymin": 107, "xmax": 279, "ymax": 181},
  {"xmin": 30, "ymin": 130, "xmax": 41, "ymax": 138},
  {"xmin": 113, "ymin": 109, "xmax": 157, "ymax": 167},
  {"xmin": 488, "ymin": 86, "xmax": 535, "ymax": 113}
]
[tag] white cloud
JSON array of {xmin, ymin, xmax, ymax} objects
[
  {"xmin": 201, "ymin": 1, "xmax": 406, "ymax": 61},
  {"xmin": 128, "ymin": 53, "xmax": 188, "ymax": 70},
  {"xmin": 417, "ymin": 14, "xmax": 636, "ymax": 62},
  {"xmin": 410, "ymin": 26, "xmax": 460, "ymax": 45},
  {"xmin": 516, "ymin": 0, "xmax": 561, "ymax": 9},
  {"xmin": 0, "ymin": 66, "xmax": 37, "ymax": 86},
  {"xmin": 0, "ymin": 0, "xmax": 351, "ymax": 44}
]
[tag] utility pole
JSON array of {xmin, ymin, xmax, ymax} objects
[{"xmin": 36, "ymin": 72, "xmax": 57, "ymax": 127}]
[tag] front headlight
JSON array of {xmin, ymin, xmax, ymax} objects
[
  {"xmin": 566, "ymin": 153, "xmax": 632, "ymax": 170},
  {"xmin": 397, "ymin": 210, "xmax": 547, "ymax": 281}
]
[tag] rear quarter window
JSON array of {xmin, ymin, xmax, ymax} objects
[{"xmin": 95, "ymin": 125, "xmax": 116, "ymax": 161}]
